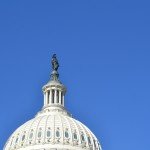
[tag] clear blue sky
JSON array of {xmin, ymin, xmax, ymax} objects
[{"xmin": 0, "ymin": 1, "xmax": 150, "ymax": 150}]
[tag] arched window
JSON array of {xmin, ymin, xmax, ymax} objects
[
  {"xmin": 65, "ymin": 130, "xmax": 69, "ymax": 138},
  {"xmin": 73, "ymin": 132, "xmax": 78, "ymax": 140},
  {"xmin": 94, "ymin": 140, "xmax": 97, "ymax": 148},
  {"xmin": 88, "ymin": 136, "xmax": 91, "ymax": 145},
  {"xmin": 29, "ymin": 132, "xmax": 33, "ymax": 139},
  {"xmin": 56, "ymin": 130, "xmax": 60, "ymax": 138},
  {"xmin": 15, "ymin": 137, "xmax": 18, "ymax": 143},
  {"xmin": 22, "ymin": 135, "xmax": 25, "ymax": 141},
  {"xmin": 81, "ymin": 134, "xmax": 85, "ymax": 142},
  {"xmin": 47, "ymin": 130, "xmax": 51, "ymax": 138},
  {"xmin": 38, "ymin": 131, "xmax": 42, "ymax": 138}
]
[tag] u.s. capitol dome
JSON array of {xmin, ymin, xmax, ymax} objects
[{"xmin": 4, "ymin": 54, "xmax": 102, "ymax": 150}]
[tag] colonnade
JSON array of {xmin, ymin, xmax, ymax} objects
[{"xmin": 44, "ymin": 89, "xmax": 64, "ymax": 107}]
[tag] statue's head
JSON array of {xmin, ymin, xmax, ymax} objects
[{"xmin": 52, "ymin": 54, "xmax": 57, "ymax": 58}]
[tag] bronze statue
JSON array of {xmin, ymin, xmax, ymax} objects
[{"xmin": 51, "ymin": 54, "xmax": 59, "ymax": 71}]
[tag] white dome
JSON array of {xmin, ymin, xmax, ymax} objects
[
  {"xmin": 4, "ymin": 106, "xmax": 101, "ymax": 150},
  {"xmin": 4, "ymin": 55, "xmax": 102, "ymax": 150}
]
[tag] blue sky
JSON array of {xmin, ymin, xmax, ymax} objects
[{"xmin": 0, "ymin": 1, "xmax": 150, "ymax": 150}]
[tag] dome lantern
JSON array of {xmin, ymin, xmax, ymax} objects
[{"xmin": 42, "ymin": 54, "xmax": 66, "ymax": 109}]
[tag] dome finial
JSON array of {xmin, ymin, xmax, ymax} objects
[{"xmin": 51, "ymin": 54, "xmax": 59, "ymax": 80}]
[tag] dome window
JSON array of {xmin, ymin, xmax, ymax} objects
[
  {"xmin": 15, "ymin": 137, "xmax": 19, "ymax": 143},
  {"xmin": 73, "ymin": 133, "xmax": 78, "ymax": 140},
  {"xmin": 65, "ymin": 130, "xmax": 69, "ymax": 138},
  {"xmin": 22, "ymin": 135, "xmax": 25, "ymax": 141},
  {"xmin": 47, "ymin": 130, "xmax": 51, "ymax": 138},
  {"xmin": 38, "ymin": 131, "xmax": 42, "ymax": 138},
  {"xmin": 29, "ymin": 132, "xmax": 33, "ymax": 139},
  {"xmin": 81, "ymin": 134, "xmax": 85, "ymax": 142},
  {"xmin": 88, "ymin": 137, "xmax": 91, "ymax": 145},
  {"xmin": 56, "ymin": 130, "xmax": 60, "ymax": 138},
  {"xmin": 94, "ymin": 140, "xmax": 97, "ymax": 148}
]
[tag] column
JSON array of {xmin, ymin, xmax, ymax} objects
[
  {"xmin": 46, "ymin": 92, "xmax": 48, "ymax": 105},
  {"xmin": 59, "ymin": 91, "xmax": 61, "ymax": 105},
  {"xmin": 49, "ymin": 90, "xmax": 52, "ymax": 104},
  {"xmin": 54, "ymin": 89, "xmax": 57, "ymax": 104},
  {"xmin": 62, "ymin": 93, "xmax": 65, "ymax": 106},
  {"xmin": 52, "ymin": 90, "xmax": 54, "ymax": 103},
  {"xmin": 44, "ymin": 92, "xmax": 46, "ymax": 106}
]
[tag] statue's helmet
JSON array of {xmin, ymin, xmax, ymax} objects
[{"xmin": 52, "ymin": 54, "xmax": 57, "ymax": 58}]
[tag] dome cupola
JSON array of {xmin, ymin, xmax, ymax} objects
[{"xmin": 42, "ymin": 54, "xmax": 66, "ymax": 109}]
